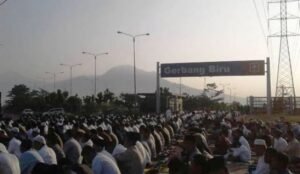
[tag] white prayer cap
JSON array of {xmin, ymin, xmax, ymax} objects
[
  {"xmin": 11, "ymin": 127, "xmax": 19, "ymax": 133},
  {"xmin": 33, "ymin": 135, "xmax": 46, "ymax": 145},
  {"xmin": 32, "ymin": 127, "xmax": 40, "ymax": 133},
  {"xmin": 254, "ymin": 139, "xmax": 267, "ymax": 147}
]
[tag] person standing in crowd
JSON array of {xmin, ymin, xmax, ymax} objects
[
  {"xmin": 32, "ymin": 135, "xmax": 57, "ymax": 165},
  {"xmin": 115, "ymin": 132, "xmax": 144, "ymax": 174},
  {"xmin": 182, "ymin": 135, "xmax": 201, "ymax": 162},
  {"xmin": 19, "ymin": 139, "xmax": 44, "ymax": 174},
  {"xmin": 140, "ymin": 125, "xmax": 156, "ymax": 160},
  {"xmin": 285, "ymin": 130, "xmax": 300, "ymax": 162},
  {"xmin": 63, "ymin": 129, "xmax": 82, "ymax": 164},
  {"xmin": 273, "ymin": 128, "xmax": 288, "ymax": 153},
  {"xmin": 0, "ymin": 147, "xmax": 20, "ymax": 174},
  {"xmin": 135, "ymin": 132, "xmax": 151, "ymax": 168},
  {"xmin": 47, "ymin": 130, "xmax": 65, "ymax": 164},
  {"xmin": 82, "ymin": 138, "xmax": 120, "ymax": 174},
  {"xmin": 8, "ymin": 127, "xmax": 22, "ymax": 158}
]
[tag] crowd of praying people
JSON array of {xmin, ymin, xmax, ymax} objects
[{"xmin": 0, "ymin": 111, "xmax": 299, "ymax": 174}]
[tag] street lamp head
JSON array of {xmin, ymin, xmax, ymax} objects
[
  {"xmin": 82, "ymin": 51, "xmax": 86, "ymax": 54},
  {"xmin": 117, "ymin": 31, "xmax": 122, "ymax": 34},
  {"xmin": 146, "ymin": 33, "xmax": 150, "ymax": 36},
  {"xmin": 60, "ymin": 63, "xmax": 65, "ymax": 66},
  {"xmin": 104, "ymin": 52, "xmax": 109, "ymax": 55}
]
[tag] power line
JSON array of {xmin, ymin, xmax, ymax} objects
[
  {"xmin": 0, "ymin": 0, "xmax": 8, "ymax": 7},
  {"xmin": 261, "ymin": 0, "xmax": 269, "ymax": 21},
  {"xmin": 251, "ymin": 0, "xmax": 269, "ymax": 50}
]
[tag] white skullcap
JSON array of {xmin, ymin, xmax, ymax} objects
[
  {"xmin": 32, "ymin": 127, "xmax": 40, "ymax": 133},
  {"xmin": 11, "ymin": 127, "xmax": 19, "ymax": 133},
  {"xmin": 254, "ymin": 139, "xmax": 267, "ymax": 147},
  {"xmin": 33, "ymin": 135, "xmax": 46, "ymax": 145}
]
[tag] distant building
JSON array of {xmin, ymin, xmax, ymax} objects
[{"xmin": 168, "ymin": 95, "xmax": 183, "ymax": 113}]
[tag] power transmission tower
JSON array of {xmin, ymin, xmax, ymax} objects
[{"xmin": 268, "ymin": 0, "xmax": 299, "ymax": 113}]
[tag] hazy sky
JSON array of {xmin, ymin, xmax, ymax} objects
[{"xmin": 0, "ymin": 0, "xmax": 300, "ymax": 98}]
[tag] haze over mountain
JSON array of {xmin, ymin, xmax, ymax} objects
[{"xmin": 0, "ymin": 65, "xmax": 246, "ymax": 104}]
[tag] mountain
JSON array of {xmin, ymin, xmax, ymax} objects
[
  {"xmin": 56, "ymin": 65, "xmax": 203, "ymax": 96},
  {"xmin": 0, "ymin": 65, "xmax": 246, "ymax": 104}
]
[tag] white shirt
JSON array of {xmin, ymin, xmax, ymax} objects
[
  {"xmin": 274, "ymin": 137, "xmax": 288, "ymax": 152},
  {"xmin": 8, "ymin": 137, "xmax": 21, "ymax": 158},
  {"xmin": 0, "ymin": 152, "xmax": 20, "ymax": 174},
  {"xmin": 0, "ymin": 143, "xmax": 8, "ymax": 153},
  {"xmin": 239, "ymin": 136, "xmax": 251, "ymax": 151},
  {"xmin": 92, "ymin": 152, "xmax": 121, "ymax": 174},
  {"xmin": 136, "ymin": 141, "xmax": 151, "ymax": 167},
  {"xmin": 112, "ymin": 144, "xmax": 127, "ymax": 156},
  {"xmin": 63, "ymin": 138, "xmax": 82, "ymax": 164},
  {"xmin": 38, "ymin": 145, "xmax": 57, "ymax": 165},
  {"xmin": 252, "ymin": 156, "xmax": 269, "ymax": 174},
  {"xmin": 232, "ymin": 144, "xmax": 251, "ymax": 162},
  {"xmin": 81, "ymin": 139, "xmax": 93, "ymax": 148},
  {"xmin": 102, "ymin": 149, "xmax": 116, "ymax": 163}
]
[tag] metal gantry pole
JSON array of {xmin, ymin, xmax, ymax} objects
[
  {"xmin": 156, "ymin": 62, "xmax": 160, "ymax": 114},
  {"xmin": 179, "ymin": 77, "xmax": 182, "ymax": 96},
  {"xmin": 133, "ymin": 37, "xmax": 137, "ymax": 107},
  {"xmin": 266, "ymin": 57, "xmax": 272, "ymax": 116},
  {"xmin": 94, "ymin": 56, "xmax": 97, "ymax": 98},
  {"xmin": 70, "ymin": 66, "xmax": 73, "ymax": 96},
  {"xmin": 54, "ymin": 74, "xmax": 56, "ymax": 92}
]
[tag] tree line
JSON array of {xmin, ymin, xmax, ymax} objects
[{"xmin": 2, "ymin": 83, "xmax": 246, "ymax": 116}]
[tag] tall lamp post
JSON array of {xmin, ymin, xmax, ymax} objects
[
  {"xmin": 219, "ymin": 83, "xmax": 230, "ymax": 103},
  {"xmin": 82, "ymin": 51, "xmax": 108, "ymax": 98},
  {"xmin": 117, "ymin": 31, "xmax": 150, "ymax": 107},
  {"xmin": 60, "ymin": 63, "xmax": 82, "ymax": 96},
  {"xmin": 45, "ymin": 71, "xmax": 64, "ymax": 92},
  {"xmin": 227, "ymin": 87, "xmax": 236, "ymax": 103}
]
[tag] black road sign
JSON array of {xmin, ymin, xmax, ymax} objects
[{"xmin": 161, "ymin": 60, "xmax": 265, "ymax": 77}]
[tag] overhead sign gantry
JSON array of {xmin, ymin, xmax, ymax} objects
[{"xmin": 156, "ymin": 59, "xmax": 271, "ymax": 116}]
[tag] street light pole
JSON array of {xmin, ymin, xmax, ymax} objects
[
  {"xmin": 82, "ymin": 52, "xmax": 108, "ymax": 98},
  {"xmin": 60, "ymin": 63, "xmax": 82, "ymax": 96},
  {"xmin": 219, "ymin": 83, "xmax": 230, "ymax": 103},
  {"xmin": 45, "ymin": 71, "xmax": 64, "ymax": 92},
  {"xmin": 94, "ymin": 55, "xmax": 96, "ymax": 98},
  {"xmin": 227, "ymin": 87, "xmax": 232, "ymax": 103},
  {"xmin": 117, "ymin": 31, "xmax": 150, "ymax": 107},
  {"xmin": 133, "ymin": 37, "xmax": 136, "ymax": 104}
]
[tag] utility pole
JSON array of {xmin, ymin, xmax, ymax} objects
[
  {"xmin": 82, "ymin": 52, "xmax": 108, "ymax": 98},
  {"xmin": 117, "ymin": 31, "xmax": 150, "ymax": 108},
  {"xmin": 60, "ymin": 63, "xmax": 82, "ymax": 96}
]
